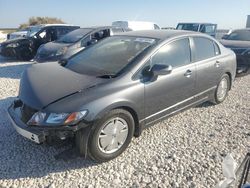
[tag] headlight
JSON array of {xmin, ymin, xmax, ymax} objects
[
  {"xmin": 243, "ymin": 49, "xmax": 250, "ymax": 55},
  {"xmin": 27, "ymin": 110, "xmax": 88, "ymax": 126},
  {"xmin": 56, "ymin": 47, "xmax": 67, "ymax": 56},
  {"xmin": 7, "ymin": 43, "xmax": 19, "ymax": 48}
]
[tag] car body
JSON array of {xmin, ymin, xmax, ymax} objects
[
  {"xmin": 8, "ymin": 30, "xmax": 236, "ymax": 162},
  {"xmin": 112, "ymin": 21, "xmax": 160, "ymax": 31},
  {"xmin": 6, "ymin": 26, "xmax": 36, "ymax": 40},
  {"xmin": 34, "ymin": 26, "xmax": 131, "ymax": 63},
  {"xmin": 220, "ymin": 28, "xmax": 250, "ymax": 76},
  {"xmin": 0, "ymin": 24, "xmax": 79, "ymax": 60},
  {"xmin": 176, "ymin": 23, "xmax": 217, "ymax": 37}
]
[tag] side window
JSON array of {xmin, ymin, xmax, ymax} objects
[
  {"xmin": 214, "ymin": 42, "xmax": 221, "ymax": 56},
  {"xmin": 38, "ymin": 30, "xmax": 47, "ymax": 39},
  {"xmin": 205, "ymin": 25, "xmax": 216, "ymax": 33},
  {"xmin": 151, "ymin": 38, "xmax": 191, "ymax": 68},
  {"xmin": 193, "ymin": 37, "xmax": 216, "ymax": 61},
  {"xmin": 154, "ymin": 24, "xmax": 160, "ymax": 30}
]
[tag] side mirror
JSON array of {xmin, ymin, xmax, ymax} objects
[
  {"xmin": 151, "ymin": 64, "xmax": 172, "ymax": 76},
  {"xmin": 222, "ymin": 34, "xmax": 229, "ymax": 39},
  {"xmin": 87, "ymin": 39, "xmax": 98, "ymax": 46}
]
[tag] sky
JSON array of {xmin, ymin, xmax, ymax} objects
[{"xmin": 0, "ymin": 0, "xmax": 249, "ymax": 29}]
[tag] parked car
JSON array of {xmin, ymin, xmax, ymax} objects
[
  {"xmin": 176, "ymin": 23, "xmax": 217, "ymax": 37},
  {"xmin": 8, "ymin": 30, "xmax": 236, "ymax": 162},
  {"xmin": 6, "ymin": 26, "xmax": 36, "ymax": 40},
  {"xmin": 112, "ymin": 21, "xmax": 160, "ymax": 31},
  {"xmin": 0, "ymin": 24, "xmax": 79, "ymax": 60},
  {"xmin": 220, "ymin": 28, "xmax": 250, "ymax": 76},
  {"xmin": 34, "ymin": 26, "xmax": 131, "ymax": 63}
]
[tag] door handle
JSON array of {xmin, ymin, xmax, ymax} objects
[
  {"xmin": 184, "ymin": 70, "xmax": 192, "ymax": 77},
  {"xmin": 215, "ymin": 61, "xmax": 220, "ymax": 68}
]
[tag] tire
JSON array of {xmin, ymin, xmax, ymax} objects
[
  {"xmin": 79, "ymin": 109, "xmax": 135, "ymax": 162},
  {"xmin": 17, "ymin": 47, "xmax": 34, "ymax": 61},
  {"xmin": 213, "ymin": 74, "xmax": 230, "ymax": 104}
]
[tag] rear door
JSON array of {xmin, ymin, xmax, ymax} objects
[
  {"xmin": 143, "ymin": 37, "xmax": 197, "ymax": 124},
  {"xmin": 191, "ymin": 36, "xmax": 222, "ymax": 99}
]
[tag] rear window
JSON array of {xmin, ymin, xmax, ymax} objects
[{"xmin": 193, "ymin": 37, "xmax": 217, "ymax": 61}]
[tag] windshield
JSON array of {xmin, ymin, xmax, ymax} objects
[
  {"xmin": 26, "ymin": 26, "xmax": 43, "ymax": 37},
  {"xmin": 57, "ymin": 28, "xmax": 92, "ymax": 43},
  {"xmin": 66, "ymin": 36, "xmax": 156, "ymax": 76},
  {"xmin": 177, "ymin": 24, "xmax": 199, "ymax": 31},
  {"xmin": 226, "ymin": 30, "xmax": 250, "ymax": 41}
]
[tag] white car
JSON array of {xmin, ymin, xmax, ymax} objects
[{"xmin": 112, "ymin": 21, "xmax": 160, "ymax": 31}]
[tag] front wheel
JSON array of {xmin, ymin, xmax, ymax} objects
[
  {"xmin": 213, "ymin": 74, "xmax": 230, "ymax": 104},
  {"xmin": 77, "ymin": 109, "xmax": 135, "ymax": 162}
]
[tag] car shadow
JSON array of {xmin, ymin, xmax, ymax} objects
[
  {"xmin": 195, "ymin": 101, "xmax": 214, "ymax": 108},
  {"xmin": 0, "ymin": 97, "xmax": 97, "ymax": 180}
]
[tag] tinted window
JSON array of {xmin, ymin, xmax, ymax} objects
[
  {"xmin": 57, "ymin": 28, "xmax": 92, "ymax": 43},
  {"xmin": 154, "ymin": 24, "xmax": 160, "ymax": 30},
  {"xmin": 176, "ymin": 24, "xmax": 199, "ymax": 31},
  {"xmin": 226, "ymin": 30, "xmax": 250, "ymax": 41},
  {"xmin": 152, "ymin": 38, "xmax": 191, "ymax": 68},
  {"xmin": 193, "ymin": 37, "xmax": 216, "ymax": 61}
]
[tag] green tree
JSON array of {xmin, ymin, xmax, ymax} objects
[{"xmin": 19, "ymin": 17, "xmax": 65, "ymax": 29}]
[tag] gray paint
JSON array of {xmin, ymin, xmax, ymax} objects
[
  {"xmin": 247, "ymin": 15, "xmax": 250, "ymax": 28},
  {"xmin": 18, "ymin": 30, "xmax": 236, "ymax": 132}
]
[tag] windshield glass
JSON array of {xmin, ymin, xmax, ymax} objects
[
  {"xmin": 226, "ymin": 30, "xmax": 250, "ymax": 41},
  {"xmin": 177, "ymin": 24, "xmax": 199, "ymax": 31},
  {"xmin": 57, "ymin": 28, "xmax": 92, "ymax": 43},
  {"xmin": 26, "ymin": 26, "xmax": 43, "ymax": 37},
  {"xmin": 66, "ymin": 36, "xmax": 156, "ymax": 76}
]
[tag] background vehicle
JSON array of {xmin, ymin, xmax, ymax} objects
[
  {"xmin": 6, "ymin": 26, "xmax": 36, "ymax": 40},
  {"xmin": 0, "ymin": 24, "xmax": 79, "ymax": 60},
  {"xmin": 34, "ymin": 26, "xmax": 131, "ymax": 63},
  {"xmin": 220, "ymin": 28, "xmax": 250, "ymax": 76},
  {"xmin": 8, "ymin": 30, "xmax": 236, "ymax": 162},
  {"xmin": 176, "ymin": 22, "xmax": 217, "ymax": 37},
  {"xmin": 112, "ymin": 21, "xmax": 160, "ymax": 31}
]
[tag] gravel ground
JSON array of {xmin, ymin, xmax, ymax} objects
[{"xmin": 0, "ymin": 56, "xmax": 249, "ymax": 188}]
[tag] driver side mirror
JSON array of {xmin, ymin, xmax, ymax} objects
[
  {"xmin": 87, "ymin": 39, "xmax": 98, "ymax": 46},
  {"xmin": 151, "ymin": 64, "xmax": 173, "ymax": 76},
  {"xmin": 222, "ymin": 34, "xmax": 229, "ymax": 39},
  {"xmin": 142, "ymin": 64, "xmax": 172, "ymax": 79}
]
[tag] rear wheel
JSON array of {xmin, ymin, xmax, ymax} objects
[
  {"xmin": 77, "ymin": 109, "xmax": 135, "ymax": 162},
  {"xmin": 213, "ymin": 74, "xmax": 230, "ymax": 104}
]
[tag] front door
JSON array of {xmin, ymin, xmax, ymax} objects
[{"xmin": 143, "ymin": 38, "xmax": 197, "ymax": 124}]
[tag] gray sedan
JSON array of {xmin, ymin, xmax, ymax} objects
[{"xmin": 8, "ymin": 30, "xmax": 236, "ymax": 162}]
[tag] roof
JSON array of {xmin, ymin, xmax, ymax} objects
[
  {"xmin": 116, "ymin": 30, "xmax": 197, "ymax": 40},
  {"xmin": 177, "ymin": 22, "xmax": 217, "ymax": 25},
  {"xmin": 39, "ymin": 24, "xmax": 79, "ymax": 27}
]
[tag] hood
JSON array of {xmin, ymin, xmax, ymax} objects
[
  {"xmin": 1, "ymin": 37, "xmax": 29, "ymax": 45},
  {"xmin": 38, "ymin": 41, "xmax": 72, "ymax": 55},
  {"xmin": 19, "ymin": 62, "xmax": 104, "ymax": 110},
  {"xmin": 220, "ymin": 39, "xmax": 250, "ymax": 49}
]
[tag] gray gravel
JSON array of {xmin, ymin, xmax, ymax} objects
[{"xmin": 0, "ymin": 56, "xmax": 249, "ymax": 188}]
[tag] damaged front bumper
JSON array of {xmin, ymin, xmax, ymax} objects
[{"xmin": 7, "ymin": 100, "xmax": 90, "ymax": 144}]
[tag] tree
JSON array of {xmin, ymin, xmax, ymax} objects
[{"xmin": 19, "ymin": 17, "xmax": 65, "ymax": 29}]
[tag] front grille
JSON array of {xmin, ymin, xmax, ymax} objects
[{"xmin": 20, "ymin": 103, "xmax": 37, "ymax": 123}]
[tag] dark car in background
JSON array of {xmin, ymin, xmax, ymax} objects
[
  {"xmin": 176, "ymin": 23, "xmax": 217, "ymax": 37},
  {"xmin": 34, "ymin": 26, "xmax": 131, "ymax": 63},
  {"xmin": 8, "ymin": 30, "xmax": 236, "ymax": 162},
  {"xmin": 220, "ymin": 28, "xmax": 250, "ymax": 76},
  {"xmin": 0, "ymin": 24, "xmax": 79, "ymax": 60}
]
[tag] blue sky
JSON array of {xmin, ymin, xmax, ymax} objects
[{"xmin": 0, "ymin": 0, "xmax": 249, "ymax": 29}]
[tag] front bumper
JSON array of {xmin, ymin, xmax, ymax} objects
[{"xmin": 7, "ymin": 100, "xmax": 90, "ymax": 144}]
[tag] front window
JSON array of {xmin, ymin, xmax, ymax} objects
[
  {"xmin": 26, "ymin": 26, "xmax": 43, "ymax": 37},
  {"xmin": 176, "ymin": 24, "xmax": 199, "ymax": 31},
  {"xmin": 57, "ymin": 28, "xmax": 92, "ymax": 43},
  {"xmin": 65, "ymin": 36, "xmax": 157, "ymax": 76},
  {"xmin": 226, "ymin": 30, "xmax": 250, "ymax": 41}
]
